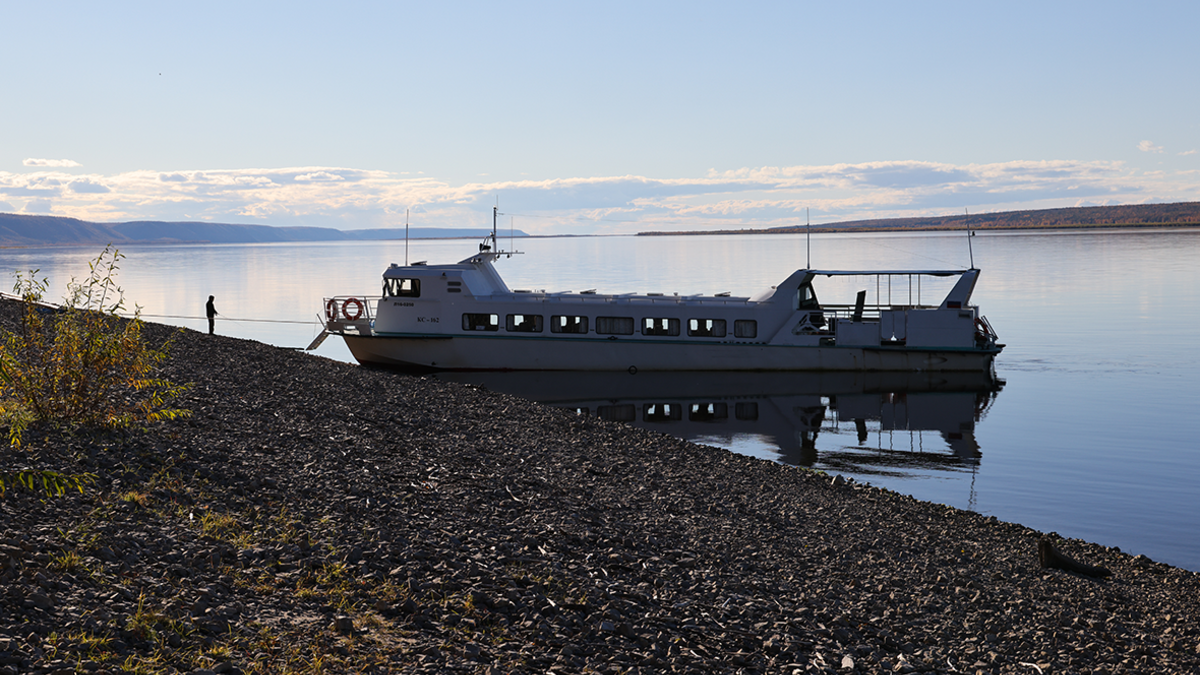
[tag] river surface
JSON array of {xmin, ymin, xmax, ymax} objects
[{"xmin": 3, "ymin": 228, "xmax": 1199, "ymax": 570}]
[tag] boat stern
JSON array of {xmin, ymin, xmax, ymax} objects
[{"xmin": 323, "ymin": 296, "xmax": 374, "ymax": 336}]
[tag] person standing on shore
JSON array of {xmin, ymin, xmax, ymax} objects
[{"xmin": 206, "ymin": 295, "xmax": 217, "ymax": 334}]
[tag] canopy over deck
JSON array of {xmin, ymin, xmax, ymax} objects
[{"xmin": 805, "ymin": 269, "xmax": 974, "ymax": 277}]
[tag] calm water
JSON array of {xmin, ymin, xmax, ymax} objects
[{"xmin": 4, "ymin": 229, "xmax": 1199, "ymax": 570}]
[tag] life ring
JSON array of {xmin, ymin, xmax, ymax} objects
[
  {"xmin": 974, "ymin": 317, "xmax": 992, "ymax": 346},
  {"xmin": 343, "ymin": 297, "xmax": 364, "ymax": 321},
  {"xmin": 325, "ymin": 299, "xmax": 338, "ymax": 321}
]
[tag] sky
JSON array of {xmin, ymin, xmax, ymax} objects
[{"xmin": 2, "ymin": 1, "xmax": 1198, "ymax": 235}]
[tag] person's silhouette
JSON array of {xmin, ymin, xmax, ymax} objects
[{"xmin": 206, "ymin": 295, "xmax": 217, "ymax": 334}]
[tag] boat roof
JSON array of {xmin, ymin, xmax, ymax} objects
[
  {"xmin": 804, "ymin": 269, "xmax": 975, "ymax": 277},
  {"xmin": 385, "ymin": 262, "xmax": 976, "ymax": 277}
]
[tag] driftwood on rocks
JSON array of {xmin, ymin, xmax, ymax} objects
[{"xmin": 1038, "ymin": 537, "xmax": 1113, "ymax": 578}]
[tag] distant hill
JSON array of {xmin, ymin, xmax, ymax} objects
[
  {"xmin": 0, "ymin": 213, "xmax": 527, "ymax": 246},
  {"xmin": 0, "ymin": 214, "xmax": 122, "ymax": 245},
  {"xmin": 639, "ymin": 202, "xmax": 1200, "ymax": 235},
  {"xmin": 6, "ymin": 202, "xmax": 1197, "ymax": 246}
]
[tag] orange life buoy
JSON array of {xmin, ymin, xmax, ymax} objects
[
  {"xmin": 343, "ymin": 297, "xmax": 363, "ymax": 321},
  {"xmin": 325, "ymin": 298, "xmax": 338, "ymax": 321}
]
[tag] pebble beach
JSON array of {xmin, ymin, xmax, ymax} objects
[{"xmin": 2, "ymin": 304, "xmax": 1200, "ymax": 674}]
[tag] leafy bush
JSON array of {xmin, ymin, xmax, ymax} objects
[
  {"xmin": 0, "ymin": 246, "xmax": 191, "ymax": 448},
  {"xmin": 0, "ymin": 469, "xmax": 92, "ymax": 497}
]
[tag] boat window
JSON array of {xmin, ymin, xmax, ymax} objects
[
  {"xmin": 505, "ymin": 314, "xmax": 544, "ymax": 333},
  {"xmin": 643, "ymin": 403, "xmax": 682, "ymax": 422},
  {"xmin": 383, "ymin": 278, "xmax": 421, "ymax": 298},
  {"xmin": 597, "ymin": 404, "xmax": 635, "ymax": 422},
  {"xmin": 642, "ymin": 317, "xmax": 680, "ymax": 336},
  {"xmin": 595, "ymin": 316, "xmax": 634, "ymax": 335},
  {"xmin": 461, "ymin": 313, "xmax": 499, "ymax": 331},
  {"xmin": 550, "ymin": 315, "xmax": 588, "ymax": 334},
  {"xmin": 687, "ymin": 318, "xmax": 727, "ymax": 337},
  {"xmin": 734, "ymin": 320, "xmax": 757, "ymax": 338},
  {"xmin": 689, "ymin": 402, "xmax": 728, "ymax": 421},
  {"xmin": 795, "ymin": 282, "xmax": 820, "ymax": 310},
  {"xmin": 735, "ymin": 402, "xmax": 759, "ymax": 420}
]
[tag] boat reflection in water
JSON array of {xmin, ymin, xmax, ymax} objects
[{"xmin": 431, "ymin": 370, "xmax": 1003, "ymax": 475}]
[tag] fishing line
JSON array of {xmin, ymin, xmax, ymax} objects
[
  {"xmin": 0, "ymin": 294, "xmax": 321, "ymax": 327},
  {"xmin": 125, "ymin": 313, "xmax": 318, "ymax": 326}
]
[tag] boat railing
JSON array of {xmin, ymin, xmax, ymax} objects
[
  {"xmin": 324, "ymin": 295, "xmax": 375, "ymax": 333},
  {"xmin": 818, "ymin": 302, "xmax": 949, "ymax": 323},
  {"xmin": 613, "ymin": 294, "xmax": 753, "ymax": 305}
]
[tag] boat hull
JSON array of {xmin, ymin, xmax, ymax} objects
[{"xmin": 342, "ymin": 333, "xmax": 999, "ymax": 372}]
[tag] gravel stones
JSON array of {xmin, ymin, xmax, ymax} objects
[{"xmin": 2, "ymin": 300, "xmax": 1200, "ymax": 672}]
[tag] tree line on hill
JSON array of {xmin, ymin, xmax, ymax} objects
[{"xmin": 639, "ymin": 202, "xmax": 1200, "ymax": 236}]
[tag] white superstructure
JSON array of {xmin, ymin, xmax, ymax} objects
[{"xmin": 320, "ymin": 233, "xmax": 1003, "ymax": 373}]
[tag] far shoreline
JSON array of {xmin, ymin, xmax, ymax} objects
[
  {"xmin": 3, "ymin": 201, "xmax": 1200, "ymax": 246},
  {"xmin": 3, "ymin": 221, "xmax": 1199, "ymax": 250},
  {"xmin": 637, "ymin": 220, "xmax": 1200, "ymax": 237}
]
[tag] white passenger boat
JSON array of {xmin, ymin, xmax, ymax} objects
[{"xmin": 320, "ymin": 227, "xmax": 1003, "ymax": 372}]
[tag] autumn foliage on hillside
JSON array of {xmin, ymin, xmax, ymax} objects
[
  {"xmin": 774, "ymin": 202, "xmax": 1200, "ymax": 233},
  {"xmin": 641, "ymin": 202, "xmax": 1200, "ymax": 235}
]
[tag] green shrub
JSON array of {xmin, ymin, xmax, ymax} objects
[
  {"xmin": 0, "ymin": 246, "xmax": 191, "ymax": 448},
  {"xmin": 0, "ymin": 469, "xmax": 92, "ymax": 497}
]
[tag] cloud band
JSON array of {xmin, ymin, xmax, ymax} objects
[{"xmin": 1, "ymin": 159, "xmax": 1195, "ymax": 234}]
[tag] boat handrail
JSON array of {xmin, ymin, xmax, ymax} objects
[
  {"xmin": 816, "ymin": 301, "xmax": 970, "ymax": 323},
  {"xmin": 806, "ymin": 269, "xmax": 971, "ymax": 277},
  {"xmin": 324, "ymin": 295, "xmax": 376, "ymax": 324}
]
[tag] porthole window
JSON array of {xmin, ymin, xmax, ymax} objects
[
  {"xmin": 642, "ymin": 318, "xmax": 680, "ymax": 336},
  {"xmin": 506, "ymin": 314, "xmax": 544, "ymax": 333},
  {"xmin": 734, "ymin": 320, "xmax": 757, "ymax": 338},
  {"xmin": 462, "ymin": 313, "xmax": 499, "ymax": 331},
  {"xmin": 688, "ymin": 318, "xmax": 727, "ymax": 337},
  {"xmin": 596, "ymin": 316, "xmax": 635, "ymax": 335},
  {"xmin": 550, "ymin": 315, "xmax": 588, "ymax": 334}
]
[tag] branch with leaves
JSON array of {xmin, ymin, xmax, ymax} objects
[{"xmin": 0, "ymin": 245, "xmax": 191, "ymax": 451}]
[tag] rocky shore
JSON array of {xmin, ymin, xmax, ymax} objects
[{"xmin": 2, "ymin": 305, "xmax": 1199, "ymax": 674}]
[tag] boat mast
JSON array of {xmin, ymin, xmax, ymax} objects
[
  {"xmin": 405, "ymin": 208, "xmax": 410, "ymax": 266},
  {"xmin": 806, "ymin": 207, "xmax": 811, "ymax": 269},
  {"xmin": 481, "ymin": 199, "xmax": 522, "ymax": 259},
  {"xmin": 966, "ymin": 208, "xmax": 975, "ymax": 269}
]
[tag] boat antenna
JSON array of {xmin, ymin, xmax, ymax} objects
[
  {"xmin": 405, "ymin": 208, "xmax": 410, "ymax": 266},
  {"xmin": 806, "ymin": 207, "xmax": 811, "ymax": 269},
  {"xmin": 966, "ymin": 207, "xmax": 975, "ymax": 269}
]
